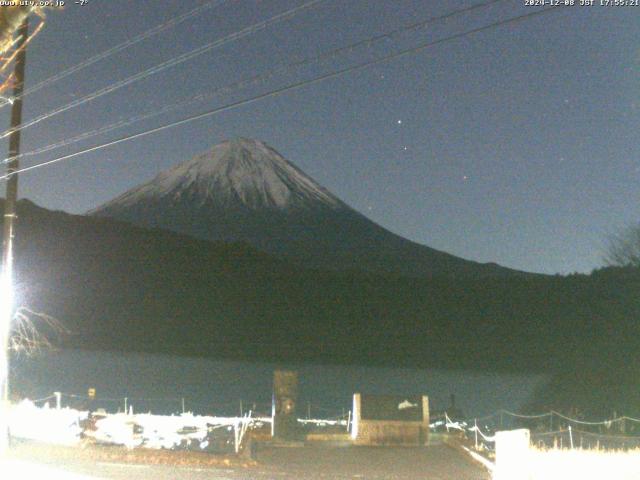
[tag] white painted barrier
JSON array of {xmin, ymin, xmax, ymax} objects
[{"xmin": 494, "ymin": 429, "xmax": 530, "ymax": 480}]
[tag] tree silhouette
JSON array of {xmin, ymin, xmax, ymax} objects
[{"xmin": 604, "ymin": 224, "xmax": 640, "ymax": 268}]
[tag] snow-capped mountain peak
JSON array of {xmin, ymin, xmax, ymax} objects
[
  {"xmin": 91, "ymin": 138, "xmax": 519, "ymax": 277},
  {"xmin": 103, "ymin": 138, "xmax": 342, "ymax": 211}
]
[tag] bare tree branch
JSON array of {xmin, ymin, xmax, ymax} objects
[
  {"xmin": 9, "ymin": 306, "xmax": 69, "ymax": 356},
  {"xmin": 604, "ymin": 224, "xmax": 640, "ymax": 268}
]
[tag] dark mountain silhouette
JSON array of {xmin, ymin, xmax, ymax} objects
[
  {"xmin": 90, "ymin": 138, "xmax": 523, "ymax": 278},
  {"xmin": 6, "ymin": 198, "xmax": 640, "ymax": 418}
]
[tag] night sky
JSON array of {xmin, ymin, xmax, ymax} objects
[{"xmin": 2, "ymin": 0, "xmax": 638, "ymax": 274}]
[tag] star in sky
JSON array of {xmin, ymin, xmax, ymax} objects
[{"xmin": 13, "ymin": 0, "xmax": 639, "ymax": 275}]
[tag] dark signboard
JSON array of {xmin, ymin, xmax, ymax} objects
[
  {"xmin": 272, "ymin": 370, "xmax": 299, "ymax": 440},
  {"xmin": 360, "ymin": 395, "xmax": 424, "ymax": 422}
]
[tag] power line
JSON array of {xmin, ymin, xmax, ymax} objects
[
  {"xmin": 8, "ymin": 0, "xmax": 507, "ymax": 163},
  {"xmin": 550, "ymin": 410, "xmax": 633, "ymax": 426},
  {"xmin": 0, "ymin": 5, "xmax": 565, "ymax": 181},
  {"xmin": 502, "ymin": 409, "xmax": 552, "ymax": 419},
  {"xmin": 458, "ymin": 409, "xmax": 640, "ymax": 429},
  {"xmin": 0, "ymin": 0, "xmax": 324, "ymax": 140},
  {"xmin": 0, "ymin": 0, "xmax": 230, "ymax": 109}
]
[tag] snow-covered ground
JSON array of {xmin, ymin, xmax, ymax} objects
[
  {"xmin": 9, "ymin": 399, "xmax": 260, "ymax": 452},
  {"xmin": 9, "ymin": 401, "xmax": 87, "ymax": 446}
]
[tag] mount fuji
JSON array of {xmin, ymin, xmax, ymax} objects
[{"xmin": 90, "ymin": 138, "xmax": 519, "ymax": 277}]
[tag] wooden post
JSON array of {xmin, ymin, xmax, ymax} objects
[
  {"xmin": 569, "ymin": 425, "xmax": 573, "ymax": 449},
  {"xmin": 474, "ymin": 419, "xmax": 478, "ymax": 449},
  {"xmin": 421, "ymin": 395, "xmax": 430, "ymax": 446},
  {"xmin": 351, "ymin": 394, "xmax": 361, "ymax": 441},
  {"xmin": 0, "ymin": 15, "xmax": 29, "ymax": 455},
  {"xmin": 234, "ymin": 420, "xmax": 239, "ymax": 453}
]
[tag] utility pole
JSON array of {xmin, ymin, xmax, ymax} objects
[{"xmin": 0, "ymin": 16, "xmax": 28, "ymax": 453}]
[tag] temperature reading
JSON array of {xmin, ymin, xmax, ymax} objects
[{"xmin": 75, "ymin": 0, "xmax": 88, "ymax": 5}]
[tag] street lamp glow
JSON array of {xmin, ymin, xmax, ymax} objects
[
  {"xmin": 0, "ymin": 267, "xmax": 13, "ymax": 328},
  {"xmin": 0, "ymin": 266, "xmax": 13, "ymax": 454}
]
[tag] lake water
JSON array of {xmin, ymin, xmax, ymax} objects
[{"xmin": 10, "ymin": 349, "xmax": 548, "ymax": 420}]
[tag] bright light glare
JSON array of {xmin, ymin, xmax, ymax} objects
[
  {"xmin": 0, "ymin": 269, "xmax": 12, "ymax": 324},
  {"xmin": 0, "ymin": 269, "xmax": 13, "ymax": 353},
  {"xmin": 0, "ymin": 268, "xmax": 12, "ymax": 453},
  {"xmin": 491, "ymin": 428, "xmax": 640, "ymax": 480},
  {"xmin": 9, "ymin": 400, "xmax": 86, "ymax": 446},
  {"xmin": 526, "ymin": 448, "xmax": 640, "ymax": 480},
  {"xmin": 10, "ymin": 400, "xmax": 264, "ymax": 453}
]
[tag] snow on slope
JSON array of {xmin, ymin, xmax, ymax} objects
[
  {"xmin": 98, "ymin": 138, "xmax": 342, "ymax": 212},
  {"xmin": 90, "ymin": 137, "xmax": 521, "ymax": 276}
]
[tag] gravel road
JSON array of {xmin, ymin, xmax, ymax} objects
[{"xmin": 7, "ymin": 443, "xmax": 490, "ymax": 479}]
